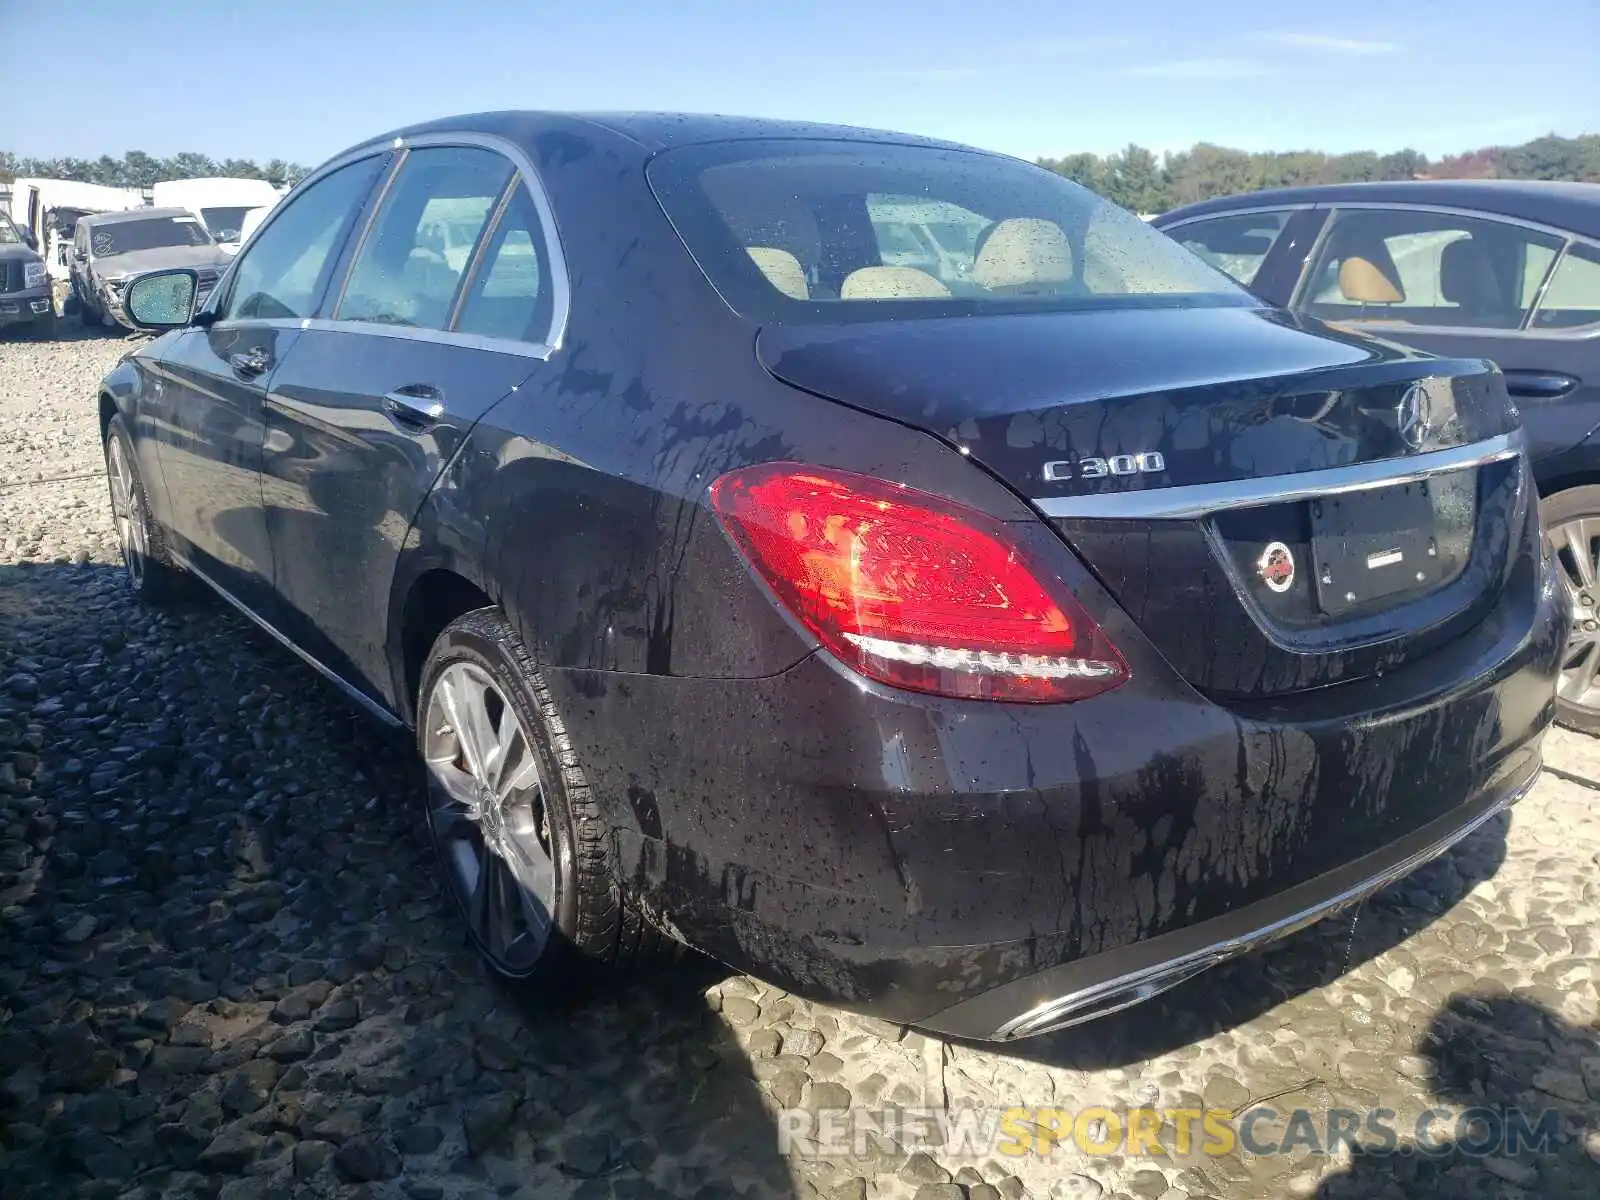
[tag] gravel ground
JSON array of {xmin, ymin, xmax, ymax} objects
[{"xmin": 0, "ymin": 331, "xmax": 1597, "ymax": 1200}]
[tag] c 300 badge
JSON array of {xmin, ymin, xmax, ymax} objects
[{"xmin": 1257, "ymin": 541, "xmax": 1296, "ymax": 593}]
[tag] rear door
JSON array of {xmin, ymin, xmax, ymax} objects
[
  {"xmin": 1288, "ymin": 204, "xmax": 1600, "ymax": 476},
  {"xmin": 260, "ymin": 140, "xmax": 561, "ymax": 705},
  {"xmin": 148, "ymin": 154, "xmax": 388, "ymax": 610}
]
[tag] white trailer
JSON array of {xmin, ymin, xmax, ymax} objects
[{"xmin": 151, "ymin": 177, "xmax": 281, "ymax": 253}]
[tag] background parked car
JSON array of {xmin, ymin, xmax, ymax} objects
[
  {"xmin": 0, "ymin": 209, "xmax": 57, "ymax": 338},
  {"xmin": 1155, "ymin": 181, "xmax": 1600, "ymax": 731},
  {"xmin": 69, "ymin": 207, "xmax": 230, "ymax": 330}
]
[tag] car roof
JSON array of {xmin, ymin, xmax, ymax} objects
[
  {"xmin": 341, "ymin": 110, "xmax": 1001, "ymax": 163},
  {"xmin": 80, "ymin": 207, "xmax": 196, "ymax": 226},
  {"xmin": 1157, "ymin": 180, "xmax": 1600, "ymax": 239}
]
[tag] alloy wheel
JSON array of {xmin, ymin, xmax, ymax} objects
[
  {"xmin": 1548, "ymin": 515, "xmax": 1600, "ymax": 713},
  {"xmin": 106, "ymin": 435, "xmax": 147, "ymax": 591},
  {"xmin": 421, "ymin": 661, "xmax": 558, "ymax": 974}
]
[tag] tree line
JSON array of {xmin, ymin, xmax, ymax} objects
[
  {"xmin": 4, "ymin": 132, "xmax": 1596, "ymax": 212},
  {"xmin": 0, "ymin": 150, "xmax": 308, "ymax": 190},
  {"xmin": 1041, "ymin": 133, "xmax": 1600, "ymax": 214}
]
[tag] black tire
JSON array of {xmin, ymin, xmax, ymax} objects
[
  {"xmin": 1541, "ymin": 485, "xmax": 1600, "ymax": 734},
  {"xmin": 417, "ymin": 607, "xmax": 671, "ymax": 988},
  {"xmin": 103, "ymin": 415, "xmax": 188, "ymax": 603}
]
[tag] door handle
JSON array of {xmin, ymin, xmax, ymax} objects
[
  {"xmin": 382, "ymin": 384, "xmax": 445, "ymax": 431},
  {"xmin": 229, "ymin": 347, "xmax": 271, "ymax": 378},
  {"xmin": 1503, "ymin": 370, "xmax": 1579, "ymax": 400}
]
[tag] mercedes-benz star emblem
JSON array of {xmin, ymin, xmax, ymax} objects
[
  {"xmin": 1257, "ymin": 541, "xmax": 1296, "ymax": 593},
  {"xmin": 1397, "ymin": 381, "xmax": 1435, "ymax": 451}
]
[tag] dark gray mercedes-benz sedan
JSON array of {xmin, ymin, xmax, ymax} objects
[{"xmin": 96, "ymin": 112, "xmax": 1562, "ymax": 1040}]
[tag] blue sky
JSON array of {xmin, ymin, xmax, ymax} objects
[{"xmin": 5, "ymin": 0, "xmax": 1596, "ymax": 167}]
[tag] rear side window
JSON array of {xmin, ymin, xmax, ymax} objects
[
  {"xmin": 647, "ymin": 140, "xmax": 1248, "ymax": 324},
  {"xmin": 1168, "ymin": 211, "xmax": 1291, "ymax": 287},
  {"xmin": 1532, "ymin": 243, "xmax": 1600, "ymax": 330},
  {"xmin": 1297, "ymin": 208, "xmax": 1564, "ymax": 330},
  {"xmin": 455, "ymin": 185, "xmax": 550, "ymax": 342},
  {"xmin": 338, "ymin": 146, "xmax": 512, "ymax": 331}
]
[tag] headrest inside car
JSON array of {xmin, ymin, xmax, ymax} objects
[
  {"xmin": 1338, "ymin": 256, "xmax": 1405, "ymax": 304},
  {"xmin": 746, "ymin": 247, "xmax": 809, "ymax": 299},
  {"xmin": 972, "ymin": 218, "xmax": 1074, "ymax": 291},
  {"xmin": 840, "ymin": 266, "xmax": 951, "ymax": 299}
]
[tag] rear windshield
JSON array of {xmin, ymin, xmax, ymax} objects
[
  {"xmin": 89, "ymin": 216, "xmax": 214, "ymax": 257},
  {"xmin": 647, "ymin": 140, "xmax": 1252, "ymax": 324}
]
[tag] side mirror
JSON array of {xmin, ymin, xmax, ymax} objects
[
  {"xmin": 21, "ymin": 230, "xmax": 37, "ymax": 251},
  {"xmin": 123, "ymin": 269, "xmax": 198, "ymax": 331},
  {"xmin": 72, "ymin": 248, "xmax": 85, "ymax": 263}
]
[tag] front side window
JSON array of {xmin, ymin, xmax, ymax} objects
[
  {"xmin": 0, "ymin": 216, "xmax": 19, "ymax": 246},
  {"xmin": 1168, "ymin": 211, "xmax": 1291, "ymax": 287},
  {"xmin": 1532, "ymin": 243, "xmax": 1600, "ymax": 330},
  {"xmin": 648, "ymin": 140, "xmax": 1248, "ymax": 324},
  {"xmin": 223, "ymin": 156, "xmax": 385, "ymax": 321},
  {"xmin": 338, "ymin": 146, "xmax": 511, "ymax": 331},
  {"xmin": 1297, "ymin": 207, "xmax": 1564, "ymax": 330},
  {"xmin": 455, "ymin": 185, "xmax": 550, "ymax": 342},
  {"xmin": 89, "ymin": 216, "xmax": 213, "ymax": 258}
]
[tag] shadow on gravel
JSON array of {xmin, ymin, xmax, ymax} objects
[
  {"xmin": 1312, "ymin": 992, "xmax": 1600, "ymax": 1198},
  {"xmin": 975, "ymin": 815, "xmax": 1510, "ymax": 1072},
  {"xmin": 0, "ymin": 561, "xmax": 794, "ymax": 1199}
]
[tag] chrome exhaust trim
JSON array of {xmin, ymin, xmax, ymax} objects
[{"xmin": 992, "ymin": 770, "xmax": 1533, "ymax": 1040}]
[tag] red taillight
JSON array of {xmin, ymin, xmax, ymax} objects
[{"xmin": 708, "ymin": 463, "xmax": 1128, "ymax": 703}]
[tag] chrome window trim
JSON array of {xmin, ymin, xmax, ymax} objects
[
  {"xmin": 1155, "ymin": 202, "xmax": 1315, "ymax": 232},
  {"xmin": 1031, "ymin": 430, "xmax": 1524, "ymax": 521},
  {"xmin": 214, "ymin": 131, "xmax": 571, "ymax": 359},
  {"xmin": 1287, "ymin": 201, "xmax": 1600, "ymax": 338}
]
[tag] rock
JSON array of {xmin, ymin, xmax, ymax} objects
[
  {"xmin": 271, "ymin": 981, "xmax": 331, "ymax": 1022},
  {"xmin": 899, "ymin": 1152, "xmax": 952, "ymax": 1185},
  {"xmin": 463, "ymin": 1091, "xmax": 519, "ymax": 1156},
  {"xmin": 221, "ymin": 1059, "xmax": 280, "ymax": 1115},
  {"xmin": 1531, "ymin": 1067, "xmax": 1589, "ymax": 1103},
  {"xmin": 782, "ymin": 1028, "xmax": 825, "ymax": 1058},
  {"xmin": 828, "ymin": 1180, "xmax": 868, "ymax": 1200},
  {"xmin": 474, "ymin": 1032, "xmax": 521, "ymax": 1072},
  {"xmin": 397, "ymin": 1123, "xmax": 444, "ymax": 1155},
  {"xmin": 1481, "ymin": 1157, "xmax": 1538, "ymax": 1187},
  {"xmin": 314, "ymin": 996, "xmax": 359, "ymax": 1031},
  {"xmin": 198, "ymin": 1126, "xmax": 267, "ymax": 1172},
  {"xmin": 561, "ymin": 1132, "xmax": 612, "ymax": 1177},
  {"xmin": 911, "ymin": 1187, "xmax": 964, "ymax": 1200},
  {"xmin": 720, "ymin": 997, "xmax": 759, "ymax": 1026},
  {"xmin": 1202, "ymin": 1072, "xmax": 1251, "ymax": 1111},
  {"xmin": 333, "ymin": 1133, "xmax": 402, "ymax": 1181},
  {"xmin": 969, "ymin": 1188, "xmax": 1002, "ymax": 1200},
  {"xmin": 804, "ymin": 1081, "xmax": 853, "ymax": 1112},
  {"xmin": 996, "ymin": 1178, "xmax": 1026, "ymax": 1200},
  {"xmin": 263, "ymin": 1028, "xmax": 314, "ymax": 1061},
  {"xmin": 293, "ymin": 1139, "xmax": 335, "ymax": 1179},
  {"xmin": 1582, "ymin": 1056, "xmax": 1600, "ymax": 1100},
  {"xmin": 744, "ymin": 1028, "xmax": 781, "ymax": 1059},
  {"xmin": 1052, "ymin": 1175, "xmax": 1105, "ymax": 1199}
]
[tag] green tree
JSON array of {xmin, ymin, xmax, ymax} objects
[
  {"xmin": 120, "ymin": 151, "xmax": 162, "ymax": 188},
  {"xmin": 1039, "ymin": 152, "xmax": 1104, "ymax": 193},
  {"xmin": 1101, "ymin": 144, "xmax": 1169, "ymax": 214}
]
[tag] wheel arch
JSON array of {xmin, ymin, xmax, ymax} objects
[{"xmin": 388, "ymin": 559, "xmax": 496, "ymax": 727}]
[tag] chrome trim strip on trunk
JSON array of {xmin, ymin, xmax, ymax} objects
[
  {"xmin": 992, "ymin": 766, "xmax": 1534, "ymax": 1040},
  {"xmin": 1031, "ymin": 430, "xmax": 1524, "ymax": 521}
]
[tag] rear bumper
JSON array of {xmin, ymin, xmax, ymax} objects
[
  {"xmin": 920, "ymin": 757, "xmax": 1535, "ymax": 1039},
  {"xmin": 545, "ymin": 522, "xmax": 1564, "ymax": 1038}
]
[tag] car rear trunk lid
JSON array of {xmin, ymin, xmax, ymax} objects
[{"xmin": 755, "ymin": 305, "xmax": 1529, "ymax": 699}]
